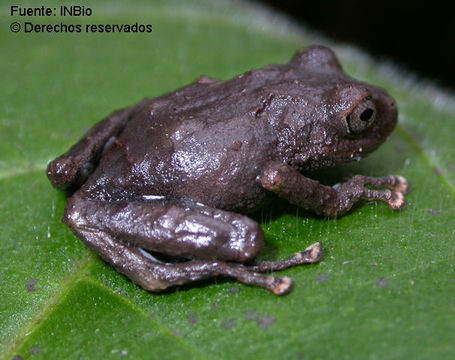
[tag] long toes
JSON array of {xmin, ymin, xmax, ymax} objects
[
  {"xmin": 388, "ymin": 191, "xmax": 406, "ymax": 209},
  {"xmin": 268, "ymin": 276, "xmax": 293, "ymax": 295},
  {"xmin": 392, "ymin": 175, "xmax": 410, "ymax": 194}
]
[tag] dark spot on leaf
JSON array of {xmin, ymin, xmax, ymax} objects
[
  {"xmin": 30, "ymin": 346, "xmax": 40, "ymax": 355},
  {"xmin": 245, "ymin": 310, "xmax": 258, "ymax": 320},
  {"xmin": 188, "ymin": 313, "xmax": 198, "ymax": 326},
  {"xmin": 212, "ymin": 300, "xmax": 220, "ymax": 310},
  {"xmin": 393, "ymin": 146, "xmax": 403, "ymax": 153},
  {"xmin": 26, "ymin": 278, "xmax": 38, "ymax": 292},
  {"xmin": 376, "ymin": 278, "xmax": 389, "ymax": 288},
  {"xmin": 257, "ymin": 315, "xmax": 275, "ymax": 329},
  {"xmin": 316, "ymin": 274, "xmax": 330, "ymax": 283},
  {"xmin": 229, "ymin": 286, "xmax": 239, "ymax": 294},
  {"xmin": 370, "ymin": 262, "xmax": 379, "ymax": 267},
  {"xmin": 433, "ymin": 167, "xmax": 442, "ymax": 176},
  {"xmin": 428, "ymin": 208, "xmax": 441, "ymax": 215},
  {"xmin": 172, "ymin": 329, "xmax": 182, "ymax": 337},
  {"xmin": 63, "ymin": 129, "xmax": 74, "ymax": 138},
  {"xmin": 12, "ymin": 356, "xmax": 24, "ymax": 360},
  {"xmin": 223, "ymin": 319, "xmax": 234, "ymax": 330}
]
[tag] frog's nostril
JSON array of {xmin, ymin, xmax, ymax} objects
[{"xmin": 360, "ymin": 108, "xmax": 374, "ymax": 122}]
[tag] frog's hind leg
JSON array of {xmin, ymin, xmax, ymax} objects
[
  {"xmin": 64, "ymin": 202, "xmax": 291, "ymax": 295},
  {"xmin": 63, "ymin": 194, "xmax": 321, "ymax": 295},
  {"xmin": 86, "ymin": 233, "xmax": 295, "ymax": 295},
  {"xmin": 47, "ymin": 99, "xmax": 150, "ymax": 192}
]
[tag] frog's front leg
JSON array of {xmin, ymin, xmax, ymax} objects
[
  {"xmin": 260, "ymin": 162, "xmax": 409, "ymax": 217},
  {"xmin": 47, "ymin": 99, "xmax": 150, "ymax": 191},
  {"xmin": 63, "ymin": 193, "xmax": 322, "ymax": 295}
]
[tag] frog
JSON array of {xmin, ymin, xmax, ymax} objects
[{"xmin": 47, "ymin": 45, "xmax": 409, "ymax": 295}]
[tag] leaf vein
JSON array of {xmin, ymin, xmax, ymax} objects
[{"xmin": 83, "ymin": 277, "xmax": 208, "ymax": 360}]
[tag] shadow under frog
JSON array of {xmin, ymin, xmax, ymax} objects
[{"xmin": 47, "ymin": 45, "xmax": 409, "ymax": 295}]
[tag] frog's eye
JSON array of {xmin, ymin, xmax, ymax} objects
[{"xmin": 345, "ymin": 97, "xmax": 376, "ymax": 135}]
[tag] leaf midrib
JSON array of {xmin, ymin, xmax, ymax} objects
[
  {"xmin": 1, "ymin": 252, "xmax": 96, "ymax": 359},
  {"xmin": 0, "ymin": 252, "xmax": 208, "ymax": 360}
]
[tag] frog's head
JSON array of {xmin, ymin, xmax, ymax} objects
[{"xmin": 283, "ymin": 45, "xmax": 398, "ymax": 170}]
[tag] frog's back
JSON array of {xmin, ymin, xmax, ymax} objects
[{"xmin": 81, "ymin": 71, "xmax": 281, "ymax": 211}]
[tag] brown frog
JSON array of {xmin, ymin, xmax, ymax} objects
[{"xmin": 47, "ymin": 45, "xmax": 409, "ymax": 295}]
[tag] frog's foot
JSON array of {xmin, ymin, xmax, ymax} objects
[
  {"xmin": 351, "ymin": 174, "xmax": 410, "ymax": 194},
  {"xmin": 345, "ymin": 174, "xmax": 410, "ymax": 210}
]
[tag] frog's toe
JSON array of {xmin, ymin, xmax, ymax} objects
[
  {"xmin": 392, "ymin": 175, "xmax": 410, "ymax": 194},
  {"xmin": 292, "ymin": 242, "xmax": 323, "ymax": 264},
  {"xmin": 388, "ymin": 191, "xmax": 406, "ymax": 209},
  {"xmin": 268, "ymin": 276, "xmax": 293, "ymax": 295},
  {"xmin": 303, "ymin": 242, "xmax": 323, "ymax": 263}
]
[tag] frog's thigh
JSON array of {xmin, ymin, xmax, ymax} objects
[{"xmin": 64, "ymin": 194, "xmax": 264, "ymax": 263}]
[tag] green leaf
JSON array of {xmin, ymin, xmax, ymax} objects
[{"xmin": 1, "ymin": 1, "xmax": 454, "ymax": 359}]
